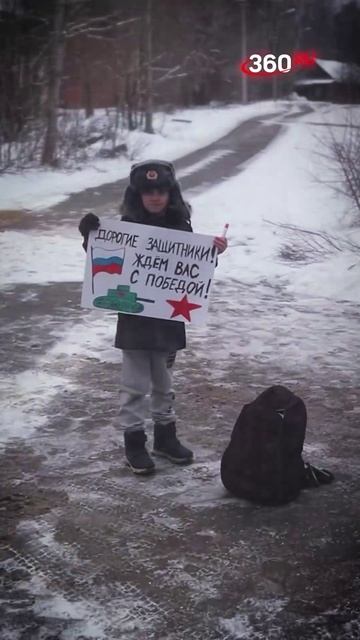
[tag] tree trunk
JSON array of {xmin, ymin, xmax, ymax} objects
[
  {"xmin": 41, "ymin": 0, "xmax": 66, "ymax": 166},
  {"xmin": 144, "ymin": 0, "xmax": 154, "ymax": 134},
  {"xmin": 84, "ymin": 76, "xmax": 93, "ymax": 119},
  {"xmin": 240, "ymin": 0, "xmax": 248, "ymax": 104},
  {"xmin": 272, "ymin": 74, "xmax": 279, "ymax": 101}
]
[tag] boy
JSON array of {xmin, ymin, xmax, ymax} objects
[{"xmin": 79, "ymin": 160, "xmax": 227, "ymax": 475}]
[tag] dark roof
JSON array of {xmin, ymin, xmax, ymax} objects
[{"xmin": 315, "ymin": 59, "xmax": 360, "ymax": 84}]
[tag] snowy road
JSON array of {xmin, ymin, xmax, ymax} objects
[{"xmin": 1, "ymin": 103, "xmax": 360, "ymax": 639}]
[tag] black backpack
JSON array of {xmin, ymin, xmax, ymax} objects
[{"xmin": 220, "ymin": 385, "xmax": 307, "ymax": 506}]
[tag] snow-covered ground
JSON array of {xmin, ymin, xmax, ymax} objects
[
  {"xmin": 0, "ymin": 101, "xmax": 287, "ymax": 211},
  {"xmin": 1, "ymin": 102, "xmax": 359, "ymax": 300},
  {"xmin": 1, "ymin": 101, "xmax": 359, "ymax": 450},
  {"xmin": 194, "ymin": 103, "xmax": 360, "ymax": 304},
  {"xmin": 1, "ymin": 100, "xmax": 360, "ymax": 640}
]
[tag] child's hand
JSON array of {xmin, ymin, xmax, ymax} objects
[{"xmin": 213, "ymin": 236, "xmax": 228, "ymax": 254}]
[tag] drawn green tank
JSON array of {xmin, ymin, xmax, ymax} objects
[{"xmin": 93, "ymin": 285, "xmax": 144, "ymax": 313}]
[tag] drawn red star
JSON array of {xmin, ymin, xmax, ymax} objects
[{"xmin": 166, "ymin": 294, "xmax": 202, "ymax": 321}]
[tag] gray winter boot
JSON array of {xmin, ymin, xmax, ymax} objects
[{"xmin": 152, "ymin": 422, "xmax": 193, "ymax": 464}]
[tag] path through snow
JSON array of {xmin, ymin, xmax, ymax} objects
[{"xmin": 0, "ymin": 102, "xmax": 359, "ymax": 640}]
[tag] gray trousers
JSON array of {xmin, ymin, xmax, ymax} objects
[{"xmin": 119, "ymin": 350, "xmax": 176, "ymax": 432}]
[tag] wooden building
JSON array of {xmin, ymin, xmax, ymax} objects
[{"xmin": 294, "ymin": 58, "xmax": 360, "ymax": 103}]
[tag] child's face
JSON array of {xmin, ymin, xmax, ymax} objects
[{"xmin": 141, "ymin": 188, "xmax": 170, "ymax": 215}]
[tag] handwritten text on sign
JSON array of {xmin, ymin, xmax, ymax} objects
[{"xmin": 81, "ymin": 219, "xmax": 217, "ymax": 325}]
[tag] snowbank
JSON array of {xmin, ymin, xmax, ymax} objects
[
  {"xmin": 0, "ymin": 101, "xmax": 285, "ymax": 211},
  {"xmin": 192, "ymin": 105, "xmax": 360, "ymax": 305},
  {"xmin": 1, "ymin": 103, "xmax": 359, "ymax": 308}
]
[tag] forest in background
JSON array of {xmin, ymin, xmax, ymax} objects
[{"xmin": 0, "ymin": 0, "xmax": 359, "ymax": 169}]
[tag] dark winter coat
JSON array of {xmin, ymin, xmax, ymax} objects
[{"xmin": 114, "ymin": 200, "xmax": 193, "ymax": 351}]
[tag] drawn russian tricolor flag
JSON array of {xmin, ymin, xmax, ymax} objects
[
  {"xmin": 91, "ymin": 247, "xmax": 125, "ymax": 276},
  {"xmin": 91, "ymin": 247, "xmax": 125, "ymax": 294}
]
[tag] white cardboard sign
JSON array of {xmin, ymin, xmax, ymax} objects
[{"xmin": 81, "ymin": 219, "xmax": 217, "ymax": 325}]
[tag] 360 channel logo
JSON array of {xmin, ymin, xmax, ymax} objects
[{"xmin": 239, "ymin": 51, "xmax": 317, "ymax": 77}]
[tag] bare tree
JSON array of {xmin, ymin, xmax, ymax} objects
[
  {"xmin": 143, "ymin": 0, "xmax": 154, "ymax": 133},
  {"xmin": 326, "ymin": 116, "xmax": 360, "ymax": 220},
  {"xmin": 41, "ymin": 0, "xmax": 66, "ymax": 166},
  {"xmin": 0, "ymin": 0, "xmax": 345, "ymax": 171},
  {"xmin": 264, "ymin": 219, "xmax": 360, "ymax": 268},
  {"xmin": 314, "ymin": 110, "xmax": 360, "ymax": 223}
]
